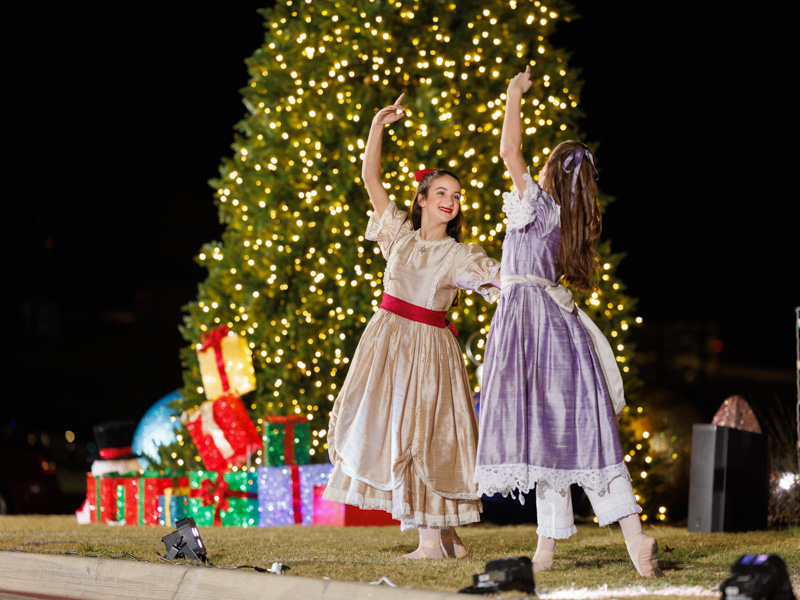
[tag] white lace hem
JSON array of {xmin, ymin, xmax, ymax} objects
[
  {"xmin": 321, "ymin": 485, "xmax": 482, "ymax": 531},
  {"xmin": 475, "ymin": 461, "xmax": 631, "ymax": 500},
  {"xmin": 596, "ymin": 501, "xmax": 641, "ymax": 527}
]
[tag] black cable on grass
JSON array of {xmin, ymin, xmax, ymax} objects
[
  {"xmin": 155, "ymin": 552, "xmax": 269, "ymax": 572},
  {"xmin": 65, "ymin": 551, "xmax": 146, "ymax": 561},
  {"xmin": 8, "ymin": 548, "xmax": 270, "ymax": 572}
]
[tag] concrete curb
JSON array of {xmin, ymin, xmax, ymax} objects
[{"xmin": 0, "ymin": 551, "xmax": 468, "ymax": 600}]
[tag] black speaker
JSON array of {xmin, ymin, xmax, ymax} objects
[{"xmin": 688, "ymin": 424, "xmax": 768, "ymax": 532}]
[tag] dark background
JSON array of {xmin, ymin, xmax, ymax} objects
[{"xmin": 7, "ymin": 3, "xmax": 797, "ymax": 501}]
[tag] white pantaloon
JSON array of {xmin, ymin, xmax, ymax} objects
[{"xmin": 536, "ymin": 476, "xmax": 641, "ymax": 539}]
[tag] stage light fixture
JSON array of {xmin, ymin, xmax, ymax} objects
[
  {"xmin": 720, "ymin": 554, "xmax": 795, "ymax": 600},
  {"xmin": 459, "ymin": 557, "xmax": 536, "ymax": 595},
  {"xmin": 161, "ymin": 517, "xmax": 209, "ymax": 565}
]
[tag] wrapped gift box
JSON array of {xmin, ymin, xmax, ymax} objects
[
  {"xmin": 86, "ymin": 473, "xmax": 129, "ymax": 524},
  {"xmin": 116, "ymin": 478, "xmax": 139, "ymax": 524},
  {"xmin": 312, "ymin": 486, "xmax": 400, "ymax": 527},
  {"xmin": 197, "ymin": 325, "xmax": 256, "ymax": 401},
  {"xmin": 263, "ymin": 414, "xmax": 311, "ymax": 466},
  {"xmin": 258, "ymin": 463, "xmax": 333, "ymax": 527},
  {"xmin": 85, "ymin": 473, "xmax": 100, "ymax": 523},
  {"xmin": 158, "ymin": 487, "xmax": 191, "ymax": 527},
  {"xmin": 183, "ymin": 394, "xmax": 260, "ymax": 471},
  {"xmin": 138, "ymin": 474, "xmax": 189, "ymax": 526},
  {"xmin": 188, "ymin": 470, "xmax": 259, "ymax": 527},
  {"xmin": 101, "ymin": 473, "xmax": 191, "ymax": 526}
]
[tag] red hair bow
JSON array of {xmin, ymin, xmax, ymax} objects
[{"xmin": 414, "ymin": 168, "xmax": 437, "ymax": 182}]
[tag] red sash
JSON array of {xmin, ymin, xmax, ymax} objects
[{"xmin": 380, "ymin": 294, "xmax": 458, "ymax": 338}]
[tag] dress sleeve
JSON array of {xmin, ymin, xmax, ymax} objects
[
  {"xmin": 501, "ymin": 168, "xmax": 561, "ymax": 234},
  {"xmin": 453, "ymin": 244, "xmax": 501, "ymax": 303},
  {"xmin": 364, "ymin": 201, "xmax": 413, "ymax": 258}
]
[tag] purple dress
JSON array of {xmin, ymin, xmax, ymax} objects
[{"xmin": 474, "ymin": 173, "xmax": 630, "ymax": 499}]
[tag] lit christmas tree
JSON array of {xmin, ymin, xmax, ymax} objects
[{"xmin": 159, "ymin": 0, "xmax": 660, "ymax": 516}]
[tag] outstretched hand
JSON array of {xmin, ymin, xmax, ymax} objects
[
  {"xmin": 508, "ymin": 65, "xmax": 533, "ymax": 95},
  {"xmin": 372, "ymin": 93, "xmax": 407, "ymax": 127}
]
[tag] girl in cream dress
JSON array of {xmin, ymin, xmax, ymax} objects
[{"xmin": 323, "ymin": 94, "xmax": 500, "ymax": 559}]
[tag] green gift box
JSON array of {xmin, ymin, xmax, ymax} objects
[
  {"xmin": 188, "ymin": 470, "xmax": 259, "ymax": 527},
  {"xmin": 263, "ymin": 415, "xmax": 311, "ymax": 466}
]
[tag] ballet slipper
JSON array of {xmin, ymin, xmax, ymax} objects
[
  {"xmin": 627, "ymin": 534, "xmax": 663, "ymax": 578},
  {"xmin": 440, "ymin": 528, "xmax": 468, "ymax": 559},
  {"xmin": 398, "ymin": 539, "xmax": 446, "ymax": 560},
  {"xmin": 532, "ymin": 550, "xmax": 554, "ymax": 573}
]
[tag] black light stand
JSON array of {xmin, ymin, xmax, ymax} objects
[
  {"xmin": 161, "ymin": 517, "xmax": 209, "ymax": 565},
  {"xmin": 459, "ymin": 557, "xmax": 537, "ymax": 595}
]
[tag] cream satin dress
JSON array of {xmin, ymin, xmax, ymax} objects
[{"xmin": 323, "ymin": 202, "xmax": 500, "ymax": 529}]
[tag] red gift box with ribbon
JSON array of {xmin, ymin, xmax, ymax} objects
[
  {"xmin": 85, "ymin": 473, "xmax": 127, "ymax": 523},
  {"xmin": 85, "ymin": 473, "xmax": 100, "ymax": 523},
  {"xmin": 116, "ymin": 478, "xmax": 139, "ymax": 525},
  {"xmin": 311, "ymin": 486, "xmax": 400, "ymax": 526},
  {"xmin": 182, "ymin": 394, "xmax": 261, "ymax": 471}
]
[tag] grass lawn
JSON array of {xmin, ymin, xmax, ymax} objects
[{"xmin": 1, "ymin": 516, "xmax": 797, "ymax": 599}]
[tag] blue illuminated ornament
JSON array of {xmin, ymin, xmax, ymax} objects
[{"xmin": 132, "ymin": 390, "xmax": 183, "ymax": 466}]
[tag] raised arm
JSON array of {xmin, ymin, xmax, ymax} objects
[
  {"xmin": 362, "ymin": 93, "xmax": 406, "ymax": 219},
  {"xmin": 499, "ymin": 66, "xmax": 533, "ymax": 194}
]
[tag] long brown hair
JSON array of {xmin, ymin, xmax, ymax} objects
[
  {"xmin": 409, "ymin": 169, "xmax": 464, "ymax": 243},
  {"xmin": 541, "ymin": 141, "xmax": 601, "ymax": 291}
]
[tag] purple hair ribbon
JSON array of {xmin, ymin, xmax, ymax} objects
[{"xmin": 562, "ymin": 146, "xmax": 599, "ymax": 207}]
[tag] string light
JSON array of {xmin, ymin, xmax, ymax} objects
[{"xmin": 172, "ymin": 0, "xmax": 647, "ymax": 504}]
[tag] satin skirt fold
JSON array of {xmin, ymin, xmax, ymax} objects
[
  {"xmin": 324, "ymin": 309, "xmax": 482, "ymax": 529},
  {"xmin": 475, "ymin": 284, "xmax": 629, "ymax": 498}
]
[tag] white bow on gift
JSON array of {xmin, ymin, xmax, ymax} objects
[{"xmin": 501, "ymin": 274, "xmax": 626, "ymax": 415}]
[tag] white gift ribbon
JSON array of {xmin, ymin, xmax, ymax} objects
[
  {"xmin": 501, "ymin": 274, "xmax": 626, "ymax": 415},
  {"xmin": 181, "ymin": 400, "xmax": 236, "ymax": 458}
]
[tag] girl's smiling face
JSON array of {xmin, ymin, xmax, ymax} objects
[{"xmin": 418, "ymin": 174, "xmax": 461, "ymax": 225}]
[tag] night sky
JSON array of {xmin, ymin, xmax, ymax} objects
[{"xmin": 11, "ymin": 3, "xmax": 797, "ymax": 441}]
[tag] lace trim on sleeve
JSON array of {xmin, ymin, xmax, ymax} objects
[
  {"xmin": 501, "ymin": 171, "xmax": 537, "ymax": 229},
  {"xmin": 501, "ymin": 169, "xmax": 560, "ymax": 230}
]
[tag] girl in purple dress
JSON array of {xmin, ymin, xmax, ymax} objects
[{"xmin": 474, "ymin": 67, "xmax": 662, "ymax": 578}]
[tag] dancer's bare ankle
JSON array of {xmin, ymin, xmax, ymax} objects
[{"xmin": 440, "ymin": 527, "xmax": 468, "ymax": 559}]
